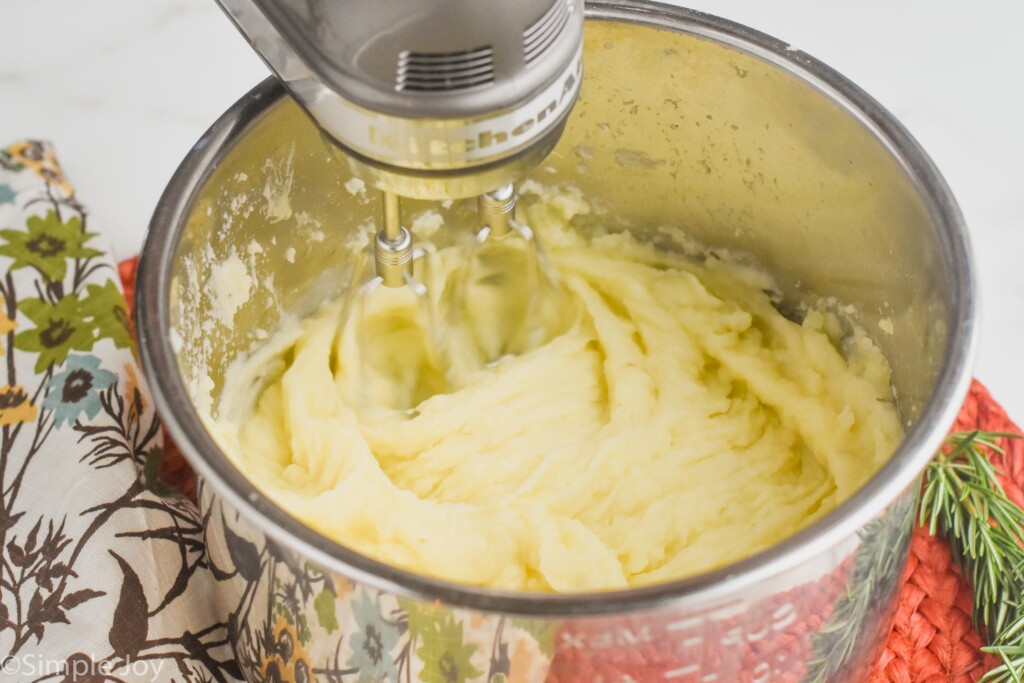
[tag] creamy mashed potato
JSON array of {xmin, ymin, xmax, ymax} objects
[{"xmin": 207, "ymin": 187, "xmax": 903, "ymax": 593}]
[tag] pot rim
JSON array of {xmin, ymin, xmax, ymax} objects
[{"xmin": 137, "ymin": 0, "xmax": 977, "ymax": 617}]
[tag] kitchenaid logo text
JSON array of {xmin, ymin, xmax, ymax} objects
[{"xmin": 366, "ymin": 56, "xmax": 582, "ymax": 160}]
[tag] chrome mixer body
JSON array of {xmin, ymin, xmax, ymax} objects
[{"xmin": 215, "ymin": 0, "xmax": 584, "ymax": 287}]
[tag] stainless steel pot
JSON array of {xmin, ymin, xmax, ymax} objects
[{"xmin": 137, "ymin": 2, "xmax": 976, "ymax": 681}]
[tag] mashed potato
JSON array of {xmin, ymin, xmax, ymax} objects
[{"xmin": 207, "ymin": 187, "xmax": 903, "ymax": 593}]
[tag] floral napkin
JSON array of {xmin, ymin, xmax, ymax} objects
[{"xmin": 0, "ymin": 141, "xmax": 238, "ymax": 682}]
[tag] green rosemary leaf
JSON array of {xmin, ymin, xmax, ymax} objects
[
  {"xmin": 803, "ymin": 493, "xmax": 916, "ymax": 682},
  {"xmin": 922, "ymin": 430, "xmax": 1024, "ymax": 683}
]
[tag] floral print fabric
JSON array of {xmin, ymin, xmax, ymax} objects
[
  {"xmin": 0, "ymin": 141, "xmax": 237, "ymax": 681},
  {"xmin": 0, "ymin": 141, "xmax": 547, "ymax": 683}
]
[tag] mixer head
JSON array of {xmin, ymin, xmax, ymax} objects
[{"xmin": 216, "ymin": 0, "xmax": 584, "ymax": 200}]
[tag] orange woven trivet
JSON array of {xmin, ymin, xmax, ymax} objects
[
  {"xmin": 118, "ymin": 256, "xmax": 1022, "ymax": 682},
  {"xmin": 868, "ymin": 382, "xmax": 1022, "ymax": 683}
]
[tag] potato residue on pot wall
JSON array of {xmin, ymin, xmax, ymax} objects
[{"xmin": 205, "ymin": 185, "xmax": 904, "ymax": 593}]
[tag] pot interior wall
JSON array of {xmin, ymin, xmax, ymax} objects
[{"xmin": 167, "ymin": 18, "xmax": 952, "ymax": 427}]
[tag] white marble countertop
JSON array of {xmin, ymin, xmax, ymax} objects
[{"xmin": 5, "ymin": 0, "xmax": 1023, "ymax": 419}]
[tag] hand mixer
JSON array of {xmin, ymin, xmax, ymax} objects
[
  {"xmin": 214, "ymin": 0, "xmax": 584, "ymax": 405},
  {"xmin": 214, "ymin": 0, "xmax": 584, "ymax": 286}
]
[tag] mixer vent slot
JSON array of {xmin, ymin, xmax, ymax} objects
[
  {"xmin": 396, "ymin": 46, "xmax": 495, "ymax": 92},
  {"xmin": 524, "ymin": 0, "xmax": 572, "ymax": 66}
]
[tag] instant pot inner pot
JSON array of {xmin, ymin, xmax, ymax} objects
[{"xmin": 169, "ymin": 20, "xmax": 952, "ymax": 482}]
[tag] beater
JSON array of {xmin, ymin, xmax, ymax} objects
[{"xmin": 214, "ymin": 0, "xmax": 584, "ymax": 290}]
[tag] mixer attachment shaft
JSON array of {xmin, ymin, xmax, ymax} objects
[
  {"xmin": 478, "ymin": 184, "xmax": 517, "ymax": 240},
  {"xmin": 375, "ymin": 192, "xmax": 416, "ymax": 288}
]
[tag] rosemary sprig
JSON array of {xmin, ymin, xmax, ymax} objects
[
  {"xmin": 920, "ymin": 430, "xmax": 1024, "ymax": 682},
  {"xmin": 803, "ymin": 492, "xmax": 915, "ymax": 683}
]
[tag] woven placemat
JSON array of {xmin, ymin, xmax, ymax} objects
[
  {"xmin": 868, "ymin": 381, "xmax": 1022, "ymax": 683},
  {"xmin": 120, "ymin": 256, "xmax": 1022, "ymax": 682}
]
